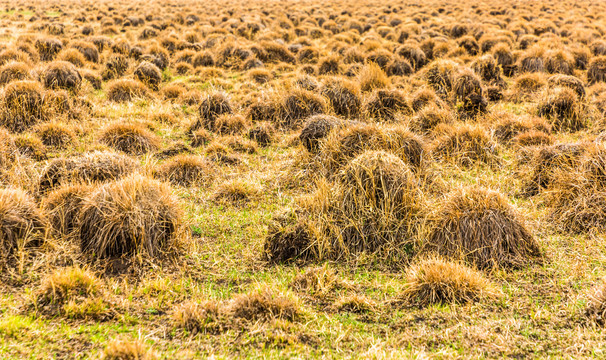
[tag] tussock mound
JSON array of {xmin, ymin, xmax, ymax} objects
[
  {"xmin": 276, "ymin": 88, "xmax": 327, "ymax": 129},
  {"xmin": 333, "ymin": 150, "xmax": 424, "ymax": 255},
  {"xmin": 409, "ymin": 105, "xmax": 454, "ymax": 135},
  {"xmin": 433, "ymin": 125, "xmax": 497, "ymax": 167},
  {"xmin": 400, "ymin": 256, "xmax": 501, "ymax": 307},
  {"xmin": 319, "ymin": 123, "xmax": 427, "ymax": 175},
  {"xmin": 588, "ymin": 56, "xmax": 606, "ymax": 85},
  {"xmin": 0, "ymin": 188, "xmax": 47, "ymax": 260},
  {"xmin": 35, "ymin": 37, "xmax": 63, "ymax": 61},
  {"xmin": 41, "ymin": 184, "xmax": 90, "ymax": 237},
  {"xmin": 247, "ymin": 122, "xmax": 274, "ymax": 147},
  {"xmin": 425, "ymin": 187, "xmax": 541, "ymax": 268},
  {"xmin": 546, "ymin": 144, "xmax": 606, "ymax": 233},
  {"xmin": 134, "ymin": 61, "xmax": 162, "ymax": 91},
  {"xmin": 299, "ymin": 115, "xmax": 348, "ymax": 153},
  {"xmin": 0, "ymin": 61, "xmax": 31, "ymax": 85},
  {"xmin": 36, "ymin": 267, "xmax": 109, "ymax": 319},
  {"xmin": 522, "ymin": 143, "xmax": 586, "ymax": 196},
  {"xmin": 363, "ymin": 89, "xmax": 412, "ymax": 121},
  {"xmin": 0, "ymin": 128, "xmax": 17, "ymax": 167},
  {"xmin": 78, "ymin": 174, "xmax": 182, "ymax": 259},
  {"xmin": 35, "ymin": 122, "xmax": 75, "ymax": 148},
  {"xmin": 537, "ymin": 87, "xmax": 586, "ymax": 132},
  {"xmin": 39, "ymin": 151, "xmax": 140, "ymax": 192},
  {"xmin": 320, "ymin": 77, "xmax": 361, "ymax": 118},
  {"xmin": 155, "ymin": 155, "xmax": 216, "ymax": 187},
  {"xmin": 264, "ymin": 210, "xmax": 313, "ymax": 263},
  {"xmin": 585, "ymin": 279, "xmax": 606, "ymax": 325},
  {"xmin": 106, "ymin": 79, "xmax": 149, "ymax": 103},
  {"xmin": 98, "ymin": 122, "xmax": 160, "ymax": 155},
  {"xmin": 1, "ymin": 80, "xmax": 46, "ymax": 132},
  {"xmin": 42, "ymin": 61, "xmax": 82, "ymax": 91},
  {"xmin": 191, "ymin": 92, "xmax": 233, "ymax": 132},
  {"xmin": 226, "ymin": 288, "xmax": 300, "ymax": 322}
]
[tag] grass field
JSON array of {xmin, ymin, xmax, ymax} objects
[{"xmin": 2, "ymin": 0, "xmax": 606, "ymax": 358}]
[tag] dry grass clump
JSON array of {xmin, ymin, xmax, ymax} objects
[
  {"xmin": 70, "ymin": 40, "xmax": 99, "ymax": 63},
  {"xmin": 14, "ymin": 134, "xmax": 46, "ymax": 160},
  {"xmin": 546, "ymin": 144, "xmax": 606, "ymax": 233},
  {"xmin": 537, "ymin": 87, "xmax": 586, "ymax": 132},
  {"xmin": 103, "ymin": 338, "xmax": 156, "ymax": 360},
  {"xmin": 513, "ymin": 130, "xmax": 554, "ymax": 147},
  {"xmin": 173, "ymin": 300, "xmax": 227, "ymax": 335},
  {"xmin": 215, "ymin": 135, "xmax": 258, "ymax": 154},
  {"xmin": 334, "ymin": 294, "xmax": 377, "ymax": 314},
  {"xmin": 492, "ymin": 114, "xmax": 551, "ymax": 144},
  {"xmin": 508, "ymin": 73, "xmax": 547, "ymax": 102},
  {"xmin": 409, "ymin": 105, "xmax": 454, "ymax": 135},
  {"xmin": 585, "ymin": 279, "xmax": 606, "ymax": 325},
  {"xmin": 36, "ymin": 267, "xmax": 110, "ymax": 319},
  {"xmin": 358, "ymin": 62, "xmax": 390, "ymax": 92},
  {"xmin": 78, "ymin": 174, "xmax": 182, "ymax": 259},
  {"xmin": 319, "ymin": 123, "xmax": 427, "ymax": 175},
  {"xmin": 290, "ymin": 265, "xmax": 350, "ymax": 296},
  {"xmin": 98, "ymin": 122, "xmax": 160, "ymax": 155},
  {"xmin": 471, "ymin": 55, "xmax": 505, "ymax": 87},
  {"xmin": 363, "ymin": 89, "xmax": 412, "ymax": 121},
  {"xmin": 424, "ymin": 59, "xmax": 458, "ymax": 98},
  {"xmin": 161, "ymin": 84, "xmax": 186, "ymax": 101},
  {"xmin": 155, "ymin": 155, "xmax": 216, "ymax": 187},
  {"xmin": 276, "ymin": 88, "xmax": 327, "ymax": 129},
  {"xmin": 190, "ymin": 128, "xmax": 213, "ymax": 148},
  {"xmin": 35, "ymin": 122, "xmax": 75, "ymax": 148},
  {"xmin": 39, "ymin": 151, "xmax": 140, "ymax": 192},
  {"xmin": 213, "ymin": 178, "xmax": 262, "ymax": 204},
  {"xmin": 80, "ymin": 69, "xmax": 102, "ymax": 90},
  {"xmin": 106, "ymin": 79, "xmax": 149, "ymax": 103},
  {"xmin": 102, "ymin": 54, "xmax": 129, "ymax": 80},
  {"xmin": 399, "ymin": 256, "xmax": 501, "ymax": 307},
  {"xmin": 453, "ymin": 69, "xmax": 483, "ymax": 102},
  {"xmin": 548, "ymin": 74, "xmax": 585, "ymax": 99},
  {"xmin": 247, "ymin": 122, "xmax": 275, "ymax": 147},
  {"xmin": 433, "ymin": 125, "xmax": 497, "ymax": 167},
  {"xmin": 588, "ymin": 56, "xmax": 606, "ymax": 85},
  {"xmin": 0, "ymin": 61, "xmax": 31, "ymax": 85},
  {"xmin": 57, "ymin": 49, "xmax": 86, "ymax": 67},
  {"xmin": 264, "ymin": 210, "xmax": 313, "ymax": 263},
  {"xmin": 211, "ymin": 113, "xmax": 249, "ymax": 135},
  {"xmin": 35, "ymin": 37, "xmax": 63, "ymax": 61},
  {"xmin": 42, "ymin": 61, "xmax": 82, "ymax": 91},
  {"xmin": 0, "ymin": 128, "xmax": 17, "ymax": 167},
  {"xmin": 190, "ymin": 92, "xmax": 233, "ymax": 132},
  {"xmin": 0, "ymin": 188, "xmax": 47, "ymax": 260},
  {"xmin": 424, "ymin": 187, "xmax": 541, "ymax": 269},
  {"xmin": 299, "ymin": 115, "xmax": 347, "ymax": 153},
  {"xmin": 1, "ymin": 80, "xmax": 46, "ymax": 132},
  {"xmin": 521, "ymin": 143, "xmax": 586, "ymax": 196},
  {"xmin": 320, "ymin": 77, "xmax": 361, "ymax": 118},
  {"xmin": 41, "ymin": 184, "xmax": 90, "ymax": 237},
  {"xmin": 226, "ymin": 288, "xmax": 300, "ymax": 323},
  {"xmin": 329, "ymin": 150, "xmax": 424, "ymax": 256},
  {"xmin": 134, "ymin": 61, "xmax": 162, "ymax": 91}
]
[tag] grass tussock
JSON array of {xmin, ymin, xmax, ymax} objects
[
  {"xmin": 425, "ymin": 187, "xmax": 541, "ymax": 269},
  {"xmin": 399, "ymin": 256, "xmax": 501, "ymax": 307},
  {"xmin": 78, "ymin": 174, "xmax": 183, "ymax": 260}
]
